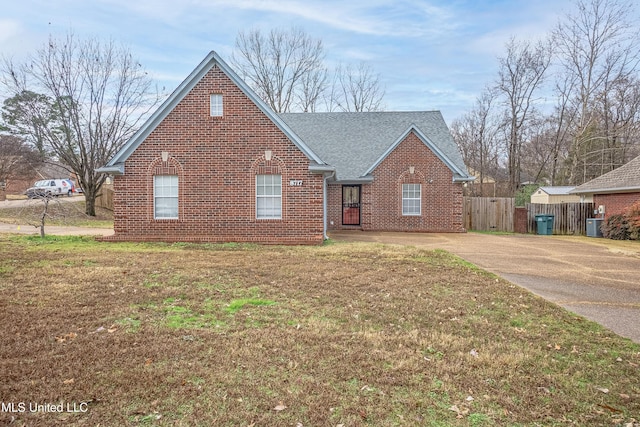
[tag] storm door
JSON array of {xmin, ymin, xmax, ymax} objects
[{"xmin": 342, "ymin": 185, "xmax": 361, "ymax": 226}]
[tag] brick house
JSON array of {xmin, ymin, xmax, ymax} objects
[
  {"xmin": 571, "ymin": 154, "xmax": 640, "ymax": 218},
  {"xmin": 97, "ymin": 51, "xmax": 473, "ymax": 244}
]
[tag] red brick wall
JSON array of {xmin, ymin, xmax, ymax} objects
[
  {"xmin": 5, "ymin": 177, "xmax": 34, "ymax": 195},
  {"xmin": 514, "ymin": 207, "xmax": 528, "ymax": 234},
  {"xmin": 105, "ymin": 65, "xmax": 325, "ymax": 245},
  {"xmin": 327, "ymin": 132, "xmax": 465, "ymax": 232},
  {"xmin": 594, "ymin": 192, "xmax": 640, "ymax": 218}
]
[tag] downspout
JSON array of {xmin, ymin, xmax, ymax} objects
[{"xmin": 323, "ymin": 171, "xmax": 335, "ymax": 240}]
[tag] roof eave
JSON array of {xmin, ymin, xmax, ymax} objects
[
  {"xmin": 332, "ymin": 177, "xmax": 375, "ymax": 184},
  {"xmin": 308, "ymin": 164, "xmax": 336, "ymax": 174},
  {"xmin": 454, "ymin": 175, "xmax": 476, "ymax": 183},
  {"xmin": 571, "ymin": 185, "xmax": 640, "ymax": 195},
  {"xmin": 96, "ymin": 164, "xmax": 124, "ymax": 175}
]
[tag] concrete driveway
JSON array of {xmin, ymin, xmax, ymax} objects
[{"xmin": 329, "ymin": 231, "xmax": 640, "ymax": 343}]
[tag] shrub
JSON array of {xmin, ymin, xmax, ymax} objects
[
  {"xmin": 516, "ymin": 184, "xmax": 539, "ymax": 207},
  {"xmin": 624, "ymin": 200, "xmax": 640, "ymax": 240},
  {"xmin": 601, "ymin": 214, "xmax": 630, "ymax": 240}
]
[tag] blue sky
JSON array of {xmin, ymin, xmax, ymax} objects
[{"xmin": 1, "ymin": 0, "xmax": 580, "ymax": 122}]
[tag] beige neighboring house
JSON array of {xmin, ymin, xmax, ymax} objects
[
  {"xmin": 571, "ymin": 154, "xmax": 640, "ymax": 219},
  {"xmin": 530, "ymin": 186, "xmax": 593, "ymax": 204}
]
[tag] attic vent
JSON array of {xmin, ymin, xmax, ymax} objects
[{"xmin": 210, "ymin": 94, "xmax": 223, "ymax": 117}]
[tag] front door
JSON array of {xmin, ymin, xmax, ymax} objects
[{"xmin": 342, "ymin": 185, "xmax": 361, "ymax": 226}]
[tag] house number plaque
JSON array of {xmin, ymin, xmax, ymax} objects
[{"xmin": 289, "ymin": 180, "xmax": 303, "ymax": 186}]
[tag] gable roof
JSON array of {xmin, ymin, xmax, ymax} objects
[
  {"xmin": 536, "ymin": 186, "xmax": 576, "ymax": 196},
  {"xmin": 98, "ymin": 51, "xmax": 326, "ymax": 175},
  {"xmin": 279, "ymin": 111, "xmax": 473, "ymax": 182},
  {"xmin": 571, "ymin": 154, "xmax": 640, "ymax": 194}
]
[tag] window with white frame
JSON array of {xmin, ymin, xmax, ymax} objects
[
  {"xmin": 210, "ymin": 94, "xmax": 223, "ymax": 117},
  {"xmin": 402, "ymin": 183, "xmax": 421, "ymax": 216},
  {"xmin": 154, "ymin": 175, "xmax": 178, "ymax": 219},
  {"xmin": 256, "ymin": 174, "xmax": 282, "ymax": 219}
]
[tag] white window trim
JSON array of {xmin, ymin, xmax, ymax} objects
[
  {"xmin": 154, "ymin": 175, "xmax": 179, "ymax": 219},
  {"xmin": 210, "ymin": 94, "xmax": 223, "ymax": 117},
  {"xmin": 402, "ymin": 183, "xmax": 421, "ymax": 216},
  {"xmin": 256, "ymin": 174, "xmax": 282, "ymax": 220}
]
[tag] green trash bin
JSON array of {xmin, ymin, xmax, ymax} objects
[{"xmin": 535, "ymin": 214, "xmax": 554, "ymax": 235}]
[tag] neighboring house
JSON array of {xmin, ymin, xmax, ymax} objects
[
  {"xmin": 530, "ymin": 186, "xmax": 592, "ymax": 204},
  {"xmin": 571, "ymin": 154, "xmax": 640, "ymax": 218},
  {"xmin": 97, "ymin": 51, "xmax": 474, "ymax": 244}
]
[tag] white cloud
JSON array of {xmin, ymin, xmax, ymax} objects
[
  {"xmin": 185, "ymin": 0, "xmax": 457, "ymax": 38},
  {"xmin": 0, "ymin": 19, "xmax": 26, "ymax": 56},
  {"xmin": 0, "ymin": 19, "xmax": 21, "ymax": 43}
]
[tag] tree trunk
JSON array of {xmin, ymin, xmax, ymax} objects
[
  {"xmin": 39, "ymin": 196, "xmax": 50, "ymax": 238},
  {"xmin": 85, "ymin": 188, "xmax": 97, "ymax": 216}
]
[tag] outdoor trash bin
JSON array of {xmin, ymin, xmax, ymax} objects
[{"xmin": 535, "ymin": 214, "xmax": 554, "ymax": 235}]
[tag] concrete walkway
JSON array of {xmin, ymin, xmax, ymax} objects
[{"xmin": 329, "ymin": 231, "xmax": 640, "ymax": 343}]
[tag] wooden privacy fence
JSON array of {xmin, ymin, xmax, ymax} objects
[
  {"xmin": 464, "ymin": 197, "xmax": 595, "ymax": 235},
  {"xmin": 96, "ymin": 185, "xmax": 114, "ymax": 211},
  {"xmin": 464, "ymin": 197, "xmax": 515, "ymax": 232},
  {"xmin": 526, "ymin": 202, "xmax": 594, "ymax": 235}
]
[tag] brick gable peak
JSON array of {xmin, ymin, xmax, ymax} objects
[{"xmin": 97, "ymin": 51, "xmax": 327, "ymax": 175}]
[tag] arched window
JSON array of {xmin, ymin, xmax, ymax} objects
[
  {"xmin": 148, "ymin": 156, "xmax": 184, "ymax": 220},
  {"xmin": 251, "ymin": 153, "xmax": 286, "ymax": 220},
  {"xmin": 398, "ymin": 169, "xmax": 425, "ymax": 216}
]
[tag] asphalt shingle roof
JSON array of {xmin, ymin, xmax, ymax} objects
[
  {"xmin": 279, "ymin": 111, "xmax": 470, "ymax": 181},
  {"xmin": 572, "ymin": 154, "xmax": 640, "ymax": 194},
  {"xmin": 537, "ymin": 186, "xmax": 576, "ymax": 195}
]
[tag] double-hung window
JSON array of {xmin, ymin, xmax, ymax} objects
[
  {"xmin": 256, "ymin": 174, "xmax": 282, "ymax": 219},
  {"xmin": 402, "ymin": 183, "xmax": 421, "ymax": 216},
  {"xmin": 154, "ymin": 175, "xmax": 178, "ymax": 219},
  {"xmin": 210, "ymin": 94, "xmax": 223, "ymax": 117}
]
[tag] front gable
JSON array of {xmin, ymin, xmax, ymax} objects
[
  {"xmin": 365, "ymin": 126, "xmax": 473, "ymax": 182},
  {"xmin": 325, "ymin": 129, "xmax": 467, "ymax": 233},
  {"xmin": 99, "ymin": 51, "xmax": 325, "ymax": 175},
  {"xmin": 100, "ymin": 52, "xmax": 328, "ymax": 244}
]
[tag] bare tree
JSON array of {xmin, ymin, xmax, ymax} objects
[
  {"xmin": 329, "ymin": 62, "xmax": 386, "ymax": 112},
  {"xmin": 520, "ymin": 113, "xmax": 572, "ymax": 184},
  {"xmin": 451, "ymin": 88, "xmax": 501, "ymax": 196},
  {"xmin": 11, "ymin": 192, "xmax": 74, "ymax": 238},
  {"xmin": 552, "ymin": 0, "xmax": 640, "ymax": 183},
  {"xmin": 591, "ymin": 75, "xmax": 640, "ymax": 176},
  {"xmin": 547, "ymin": 73, "xmax": 579, "ymax": 185},
  {"xmin": 495, "ymin": 37, "xmax": 552, "ymax": 194},
  {"xmin": 0, "ymin": 32, "xmax": 161, "ymax": 216},
  {"xmin": 231, "ymin": 27, "xmax": 327, "ymax": 113}
]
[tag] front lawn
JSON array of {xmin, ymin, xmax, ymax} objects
[{"xmin": 0, "ymin": 236, "xmax": 638, "ymax": 426}]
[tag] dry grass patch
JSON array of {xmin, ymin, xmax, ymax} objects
[
  {"xmin": 0, "ymin": 235, "xmax": 638, "ymax": 426},
  {"xmin": 0, "ymin": 200, "xmax": 113, "ymax": 228}
]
